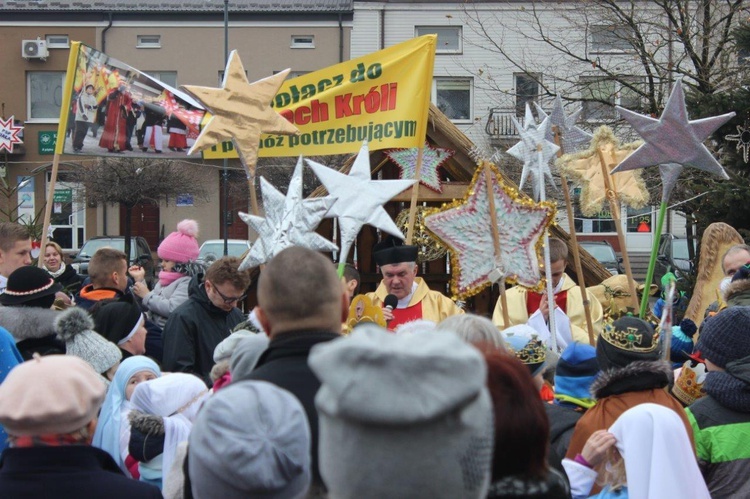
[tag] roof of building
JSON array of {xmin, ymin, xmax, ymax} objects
[{"xmin": 0, "ymin": 0, "xmax": 352, "ymax": 12}]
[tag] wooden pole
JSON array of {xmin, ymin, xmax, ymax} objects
[
  {"xmin": 483, "ymin": 163, "xmax": 510, "ymax": 328},
  {"xmin": 38, "ymin": 153, "xmax": 61, "ymax": 268},
  {"xmin": 596, "ymin": 147, "xmax": 639, "ymax": 311},
  {"xmin": 553, "ymin": 127, "xmax": 596, "ymax": 345},
  {"xmin": 248, "ymin": 172, "xmax": 259, "ymax": 216},
  {"xmin": 405, "ymin": 146, "xmax": 424, "ymax": 245}
]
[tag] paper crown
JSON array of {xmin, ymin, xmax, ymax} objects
[
  {"xmin": 344, "ymin": 295, "xmax": 386, "ymax": 334},
  {"xmin": 600, "ymin": 316, "xmax": 660, "ymax": 353},
  {"xmin": 506, "ymin": 336, "xmax": 546, "ymax": 365},
  {"xmin": 372, "ymin": 236, "xmax": 418, "ymax": 266},
  {"xmin": 672, "ymin": 360, "xmax": 707, "ymax": 406}
]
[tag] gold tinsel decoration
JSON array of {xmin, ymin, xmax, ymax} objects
[{"xmin": 395, "ymin": 207, "xmax": 447, "ymax": 263}]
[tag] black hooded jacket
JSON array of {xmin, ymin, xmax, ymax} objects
[{"xmin": 161, "ymin": 274, "xmax": 244, "ymax": 385}]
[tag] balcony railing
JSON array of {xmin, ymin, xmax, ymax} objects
[{"xmin": 485, "ymin": 108, "xmax": 526, "ymax": 139}]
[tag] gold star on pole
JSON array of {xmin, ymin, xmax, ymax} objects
[{"xmin": 181, "ymin": 50, "xmax": 299, "ymax": 176}]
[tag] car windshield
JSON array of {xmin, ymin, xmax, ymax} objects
[
  {"xmin": 672, "ymin": 239, "xmax": 692, "ymax": 260},
  {"xmin": 582, "ymin": 244, "xmax": 616, "ymax": 262},
  {"xmin": 78, "ymin": 239, "xmax": 137, "ymax": 259},
  {"xmin": 198, "ymin": 242, "xmax": 248, "ymax": 259}
]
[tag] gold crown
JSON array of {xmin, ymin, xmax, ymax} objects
[
  {"xmin": 508, "ymin": 338, "xmax": 546, "ymax": 365},
  {"xmin": 672, "ymin": 361, "xmax": 707, "ymax": 406},
  {"xmin": 600, "ymin": 317, "xmax": 660, "ymax": 353}
]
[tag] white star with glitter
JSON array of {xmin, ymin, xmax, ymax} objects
[
  {"xmin": 385, "ymin": 142, "xmax": 454, "ymax": 192},
  {"xmin": 238, "ymin": 156, "xmax": 337, "ymax": 270},
  {"xmin": 611, "ymin": 79, "xmax": 734, "ymax": 179},
  {"xmin": 307, "ymin": 141, "xmax": 415, "ymax": 263},
  {"xmin": 535, "ymin": 94, "xmax": 592, "ymax": 155},
  {"xmin": 506, "ymin": 104, "xmax": 559, "ymax": 201}
]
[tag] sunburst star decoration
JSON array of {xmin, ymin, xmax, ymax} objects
[
  {"xmin": 0, "ymin": 116, "xmax": 23, "ymax": 153},
  {"xmin": 557, "ymin": 126, "xmax": 649, "ymax": 217},
  {"xmin": 506, "ymin": 104, "xmax": 559, "ymax": 201},
  {"xmin": 725, "ymin": 123, "xmax": 750, "ymax": 163},
  {"xmin": 424, "ymin": 161, "xmax": 556, "ymax": 300},
  {"xmin": 238, "ymin": 156, "xmax": 337, "ymax": 270},
  {"xmin": 307, "ymin": 141, "xmax": 416, "ymax": 263},
  {"xmin": 181, "ymin": 50, "xmax": 299, "ymax": 176},
  {"xmin": 385, "ymin": 142, "xmax": 455, "ymax": 192},
  {"xmin": 611, "ymin": 79, "xmax": 734, "ymax": 179},
  {"xmin": 535, "ymin": 94, "xmax": 593, "ymax": 155}
]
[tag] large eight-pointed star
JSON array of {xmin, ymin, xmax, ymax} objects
[
  {"xmin": 424, "ymin": 162, "xmax": 555, "ymax": 300},
  {"xmin": 181, "ymin": 50, "xmax": 299, "ymax": 176},
  {"xmin": 238, "ymin": 157, "xmax": 337, "ymax": 270},
  {"xmin": 611, "ymin": 79, "xmax": 734, "ymax": 179},
  {"xmin": 307, "ymin": 142, "xmax": 415, "ymax": 263},
  {"xmin": 506, "ymin": 104, "xmax": 559, "ymax": 201}
]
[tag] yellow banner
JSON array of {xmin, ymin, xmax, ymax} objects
[{"xmin": 203, "ymin": 35, "xmax": 437, "ymax": 159}]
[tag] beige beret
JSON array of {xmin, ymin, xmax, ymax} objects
[{"xmin": 0, "ymin": 354, "xmax": 106, "ymax": 436}]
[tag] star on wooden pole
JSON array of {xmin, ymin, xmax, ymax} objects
[
  {"xmin": 385, "ymin": 142, "xmax": 454, "ymax": 192},
  {"xmin": 535, "ymin": 95, "xmax": 592, "ymax": 155},
  {"xmin": 506, "ymin": 104, "xmax": 559, "ymax": 201}
]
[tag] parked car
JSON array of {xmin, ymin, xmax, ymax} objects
[
  {"xmin": 71, "ymin": 236, "xmax": 156, "ymax": 285},
  {"xmin": 580, "ymin": 240, "xmax": 623, "ymax": 275},
  {"xmin": 653, "ymin": 233, "xmax": 696, "ymax": 287},
  {"xmin": 196, "ymin": 239, "xmax": 251, "ymax": 265}
]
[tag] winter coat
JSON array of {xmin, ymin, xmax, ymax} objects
[
  {"xmin": 545, "ymin": 402, "xmax": 584, "ymax": 460},
  {"xmin": 565, "ymin": 360, "xmax": 694, "ymax": 462},
  {"xmin": 50, "ymin": 264, "xmax": 84, "ymax": 295},
  {"xmin": 725, "ymin": 278, "xmax": 750, "ymax": 307},
  {"xmin": 242, "ymin": 329, "xmax": 340, "ymax": 489},
  {"xmin": 486, "ymin": 468, "xmax": 570, "ymax": 499},
  {"xmin": 0, "ymin": 306, "xmax": 64, "ymax": 360},
  {"xmin": 0, "ymin": 445, "xmax": 162, "ymax": 498},
  {"xmin": 142, "ymin": 276, "xmax": 190, "ymax": 328},
  {"xmin": 687, "ymin": 371, "xmax": 750, "ymax": 498},
  {"xmin": 161, "ymin": 274, "xmax": 244, "ymax": 385}
]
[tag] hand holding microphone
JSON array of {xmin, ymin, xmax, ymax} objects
[{"xmin": 383, "ymin": 294, "xmax": 398, "ymax": 323}]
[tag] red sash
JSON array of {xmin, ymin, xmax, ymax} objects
[
  {"xmin": 388, "ymin": 302, "xmax": 424, "ymax": 331},
  {"xmin": 526, "ymin": 290, "xmax": 568, "ymax": 316}
]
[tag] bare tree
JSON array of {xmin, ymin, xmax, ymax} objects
[
  {"xmin": 462, "ymin": 0, "xmax": 746, "ymax": 117},
  {"xmin": 70, "ymin": 157, "xmax": 208, "ymax": 258}
]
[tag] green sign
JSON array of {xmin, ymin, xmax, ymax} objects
[
  {"xmin": 38, "ymin": 131, "xmax": 56, "ymax": 155},
  {"xmin": 53, "ymin": 188, "xmax": 72, "ymax": 203}
]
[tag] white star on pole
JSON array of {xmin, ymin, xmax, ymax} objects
[
  {"xmin": 535, "ymin": 94, "xmax": 592, "ymax": 155},
  {"xmin": 506, "ymin": 104, "xmax": 559, "ymax": 201}
]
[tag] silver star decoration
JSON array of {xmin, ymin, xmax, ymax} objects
[
  {"xmin": 725, "ymin": 124, "xmax": 750, "ymax": 163},
  {"xmin": 238, "ymin": 156, "xmax": 338, "ymax": 270},
  {"xmin": 307, "ymin": 141, "xmax": 416, "ymax": 263},
  {"xmin": 659, "ymin": 163, "xmax": 684, "ymax": 202},
  {"xmin": 535, "ymin": 94, "xmax": 593, "ymax": 155},
  {"xmin": 611, "ymin": 79, "xmax": 734, "ymax": 179},
  {"xmin": 506, "ymin": 104, "xmax": 560, "ymax": 201}
]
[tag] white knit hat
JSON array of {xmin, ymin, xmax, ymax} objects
[
  {"xmin": 55, "ymin": 307, "xmax": 122, "ymax": 375},
  {"xmin": 309, "ymin": 323, "xmax": 494, "ymax": 499}
]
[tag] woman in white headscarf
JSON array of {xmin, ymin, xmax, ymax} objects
[
  {"xmin": 563, "ymin": 403, "xmax": 710, "ymax": 498},
  {"xmin": 127, "ymin": 373, "xmax": 210, "ymax": 490}
]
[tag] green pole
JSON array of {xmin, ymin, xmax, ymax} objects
[
  {"xmin": 640, "ymin": 201, "xmax": 667, "ymax": 318},
  {"xmin": 337, "ymin": 261, "xmax": 346, "ymax": 279}
]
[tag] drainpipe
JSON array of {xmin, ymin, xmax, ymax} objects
[
  {"xmin": 100, "ymin": 12, "xmax": 113, "ymax": 235},
  {"xmin": 380, "ymin": 7, "xmax": 385, "ymax": 50},
  {"xmin": 338, "ymin": 13, "xmax": 344, "ymax": 62}
]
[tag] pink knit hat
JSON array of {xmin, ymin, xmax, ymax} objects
[{"xmin": 158, "ymin": 219, "xmax": 200, "ymax": 263}]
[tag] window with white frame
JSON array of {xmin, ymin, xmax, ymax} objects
[
  {"xmin": 514, "ymin": 73, "xmax": 540, "ymax": 117},
  {"xmin": 45, "ymin": 35, "xmax": 69, "ymax": 48},
  {"xmin": 137, "ymin": 35, "xmax": 161, "ymax": 48},
  {"xmin": 291, "ymin": 36, "xmax": 315, "ymax": 49},
  {"xmin": 590, "ymin": 25, "xmax": 633, "ymax": 53},
  {"xmin": 27, "ymin": 72, "xmax": 66, "ymax": 121},
  {"xmin": 148, "ymin": 71, "xmax": 178, "ymax": 88},
  {"xmin": 433, "ymin": 78, "xmax": 472, "ymax": 122},
  {"xmin": 415, "ymin": 26, "xmax": 462, "ymax": 54},
  {"xmin": 580, "ymin": 77, "xmax": 643, "ymax": 121}
]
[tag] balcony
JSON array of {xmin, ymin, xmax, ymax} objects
[{"xmin": 485, "ymin": 107, "xmax": 532, "ymax": 147}]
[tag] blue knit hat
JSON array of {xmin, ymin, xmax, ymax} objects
[
  {"xmin": 554, "ymin": 342, "xmax": 598, "ymax": 407},
  {"xmin": 670, "ymin": 319, "xmax": 697, "ymax": 366}
]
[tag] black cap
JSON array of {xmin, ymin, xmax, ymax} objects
[
  {"xmin": 0, "ymin": 266, "xmax": 62, "ymax": 307},
  {"xmin": 373, "ymin": 236, "xmax": 418, "ymax": 266}
]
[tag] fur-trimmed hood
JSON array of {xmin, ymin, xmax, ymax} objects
[
  {"xmin": 591, "ymin": 360, "xmax": 673, "ymax": 399},
  {"xmin": 725, "ymin": 278, "xmax": 750, "ymax": 306},
  {"xmin": 0, "ymin": 306, "xmax": 59, "ymax": 341}
]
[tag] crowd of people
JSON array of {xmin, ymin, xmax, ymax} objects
[{"xmin": 0, "ymin": 219, "xmax": 749, "ymax": 498}]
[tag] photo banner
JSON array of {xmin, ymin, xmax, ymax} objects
[
  {"xmin": 56, "ymin": 42, "xmax": 206, "ymax": 157},
  {"xmin": 201, "ymin": 35, "xmax": 437, "ymax": 159}
]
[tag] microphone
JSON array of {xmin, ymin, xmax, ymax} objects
[{"xmin": 384, "ymin": 294, "xmax": 398, "ymax": 322}]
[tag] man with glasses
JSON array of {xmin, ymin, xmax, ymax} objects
[{"xmin": 162, "ymin": 256, "xmax": 251, "ymax": 386}]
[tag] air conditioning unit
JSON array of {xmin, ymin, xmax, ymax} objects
[{"xmin": 21, "ymin": 40, "xmax": 49, "ymax": 60}]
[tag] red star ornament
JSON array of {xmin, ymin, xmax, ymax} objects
[
  {"xmin": 0, "ymin": 116, "xmax": 23, "ymax": 153},
  {"xmin": 424, "ymin": 161, "xmax": 556, "ymax": 300}
]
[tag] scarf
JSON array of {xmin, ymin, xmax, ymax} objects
[
  {"xmin": 704, "ymin": 354, "xmax": 750, "ymax": 413},
  {"xmin": 92, "ymin": 356, "xmax": 161, "ymax": 472},
  {"xmin": 159, "ymin": 270, "xmax": 185, "ymax": 287},
  {"xmin": 10, "ymin": 432, "xmax": 89, "ymax": 448},
  {"xmin": 44, "ymin": 261, "xmax": 67, "ymax": 279}
]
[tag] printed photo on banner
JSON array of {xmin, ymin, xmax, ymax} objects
[
  {"xmin": 60, "ymin": 43, "xmax": 206, "ymax": 158},
  {"xmin": 201, "ymin": 34, "xmax": 437, "ymax": 159}
]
